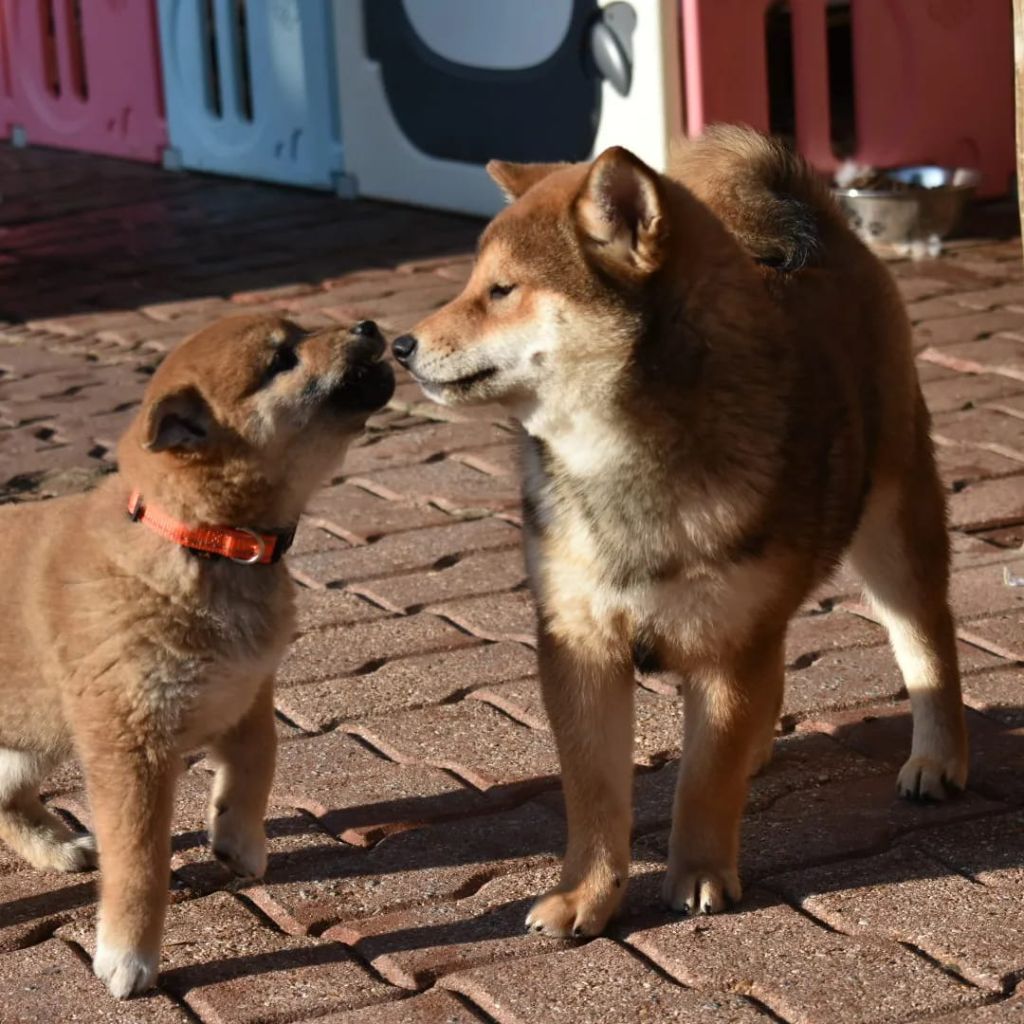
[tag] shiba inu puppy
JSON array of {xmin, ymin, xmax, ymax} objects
[
  {"xmin": 0, "ymin": 314, "xmax": 393, "ymax": 996},
  {"xmin": 392, "ymin": 126, "xmax": 967, "ymax": 937}
]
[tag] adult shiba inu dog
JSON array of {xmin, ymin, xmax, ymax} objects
[
  {"xmin": 392, "ymin": 126, "xmax": 967, "ymax": 937},
  {"xmin": 0, "ymin": 314, "xmax": 393, "ymax": 996}
]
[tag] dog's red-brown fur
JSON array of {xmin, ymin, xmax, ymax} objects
[
  {"xmin": 0, "ymin": 314, "xmax": 393, "ymax": 995},
  {"xmin": 397, "ymin": 126, "xmax": 967, "ymax": 936}
]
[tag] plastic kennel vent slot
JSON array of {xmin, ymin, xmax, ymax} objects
[
  {"xmin": 0, "ymin": 0, "xmax": 167, "ymax": 162},
  {"xmin": 157, "ymin": 0, "xmax": 347, "ymax": 191},
  {"xmin": 333, "ymin": 0, "xmax": 681, "ymax": 216}
]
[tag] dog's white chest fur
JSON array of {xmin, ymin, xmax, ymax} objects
[
  {"xmin": 639, "ymin": 560, "xmax": 780, "ymax": 651},
  {"xmin": 535, "ymin": 528, "xmax": 776, "ymax": 654},
  {"xmin": 522, "ymin": 424, "xmax": 778, "ymax": 654}
]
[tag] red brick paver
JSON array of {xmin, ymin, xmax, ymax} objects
[
  {"xmin": 443, "ymin": 939, "xmax": 770, "ymax": 1024},
  {"xmin": 0, "ymin": 146, "xmax": 1022, "ymax": 1024},
  {"xmin": 627, "ymin": 895, "xmax": 983, "ymax": 1024},
  {"xmin": 767, "ymin": 846, "xmax": 1024, "ymax": 992},
  {"xmin": 0, "ymin": 939, "xmax": 192, "ymax": 1023},
  {"xmin": 62, "ymin": 892, "xmax": 401, "ymax": 1023},
  {"xmin": 301, "ymin": 990, "xmax": 482, "ymax": 1023}
]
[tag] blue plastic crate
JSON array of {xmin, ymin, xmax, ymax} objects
[{"xmin": 157, "ymin": 0, "xmax": 348, "ymax": 191}]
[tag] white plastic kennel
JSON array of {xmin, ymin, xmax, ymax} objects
[{"xmin": 332, "ymin": 0, "xmax": 682, "ymax": 216}]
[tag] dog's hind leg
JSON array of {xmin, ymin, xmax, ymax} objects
[
  {"xmin": 207, "ymin": 677, "xmax": 276, "ymax": 880},
  {"xmin": 525, "ymin": 626, "xmax": 635, "ymax": 938},
  {"xmin": 664, "ymin": 636, "xmax": 784, "ymax": 915},
  {"xmin": 0, "ymin": 748, "xmax": 96, "ymax": 871},
  {"xmin": 849, "ymin": 464, "xmax": 968, "ymax": 800}
]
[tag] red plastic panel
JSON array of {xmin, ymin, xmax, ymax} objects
[
  {"xmin": 680, "ymin": 0, "xmax": 1013, "ymax": 196},
  {"xmin": 0, "ymin": 0, "xmax": 167, "ymax": 162}
]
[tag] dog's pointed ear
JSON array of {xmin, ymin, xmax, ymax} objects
[
  {"xmin": 142, "ymin": 386, "xmax": 212, "ymax": 453},
  {"xmin": 575, "ymin": 147, "xmax": 668, "ymax": 275},
  {"xmin": 486, "ymin": 160, "xmax": 566, "ymax": 203}
]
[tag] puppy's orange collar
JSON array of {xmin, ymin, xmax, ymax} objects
[{"xmin": 127, "ymin": 491, "xmax": 295, "ymax": 566}]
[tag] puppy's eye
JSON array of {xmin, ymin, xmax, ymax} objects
[
  {"xmin": 266, "ymin": 346, "xmax": 298, "ymax": 380},
  {"xmin": 489, "ymin": 283, "xmax": 516, "ymax": 301}
]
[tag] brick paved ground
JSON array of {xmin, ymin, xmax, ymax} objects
[{"xmin": 0, "ymin": 145, "xmax": 1022, "ymax": 1024}]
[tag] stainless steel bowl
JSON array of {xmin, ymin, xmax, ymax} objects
[{"xmin": 832, "ymin": 165, "xmax": 980, "ymax": 256}]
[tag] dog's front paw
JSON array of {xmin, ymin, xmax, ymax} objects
[
  {"xmin": 662, "ymin": 863, "xmax": 741, "ymax": 916},
  {"xmin": 93, "ymin": 941, "xmax": 158, "ymax": 999},
  {"xmin": 897, "ymin": 753, "xmax": 967, "ymax": 802},
  {"xmin": 525, "ymin": 882, "xmax": 623, "ymax": 938},
  {"xmin": 211, "ymin": 811, "xmax": 267, "ymax": 879}
]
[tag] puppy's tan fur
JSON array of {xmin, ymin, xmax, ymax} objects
[
  {"xmin": 0, "ymin": 314, "xmax": 393, "ymax": 996},
  {"xmin": 398, "ymin": 126, "xmax": 967, "ymax": 936}
]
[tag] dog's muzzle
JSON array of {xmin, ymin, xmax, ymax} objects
[{"xmin": 392, "ymin": 333, "xmax": 418, "ymax": 367}]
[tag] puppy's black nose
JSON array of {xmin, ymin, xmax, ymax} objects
[
  {"xmin": 392, "ymin": 334, "xmax": 418, "ymax": 366},
  {"xmin": 352, "ymin": 320, "xmax": 380, "ymax": 338}
]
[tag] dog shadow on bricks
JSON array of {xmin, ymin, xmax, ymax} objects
[
  {"xmin": 171, "ymin": 702, "xmax": 1024, "ymax": 976},
  {"xmin": 2, "ymin": 704, "xmax": 1021, "ymax": 986},
  {"xmin": 194, "ymin": 699, "xmax": 1022, "ymax": 983}
]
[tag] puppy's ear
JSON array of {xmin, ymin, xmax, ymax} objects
[
  {"xmin": 142, "ymin": 386, "xmax": 212, "ymax": 453},
  {"xmin": 486, "ymin": 160, "xmax": 567, "ymax": 203},
  {"xmin": 574, "ymin": 147, "xmax": 668, "ymax": 275}
]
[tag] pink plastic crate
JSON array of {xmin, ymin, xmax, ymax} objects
[
  {"xmin": 0, "ymin": 0, "xmax": 167, "ymax": 162},
  {"xmin": 681, "ymin": 0, "xmax": 1014, "ymax": 197}
]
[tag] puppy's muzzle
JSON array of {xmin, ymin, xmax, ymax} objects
[
  {"xmin": 329, "ymin": 320, "xmax": 395, "ymax": 412},
  {"xmin": 350, "ymin": 320, "xmax": 387, "ymax": 363}
]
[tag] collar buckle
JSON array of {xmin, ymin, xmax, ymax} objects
[{"xmin": 231, "ymin": 528, "xmax": 267, "ymax": 565}]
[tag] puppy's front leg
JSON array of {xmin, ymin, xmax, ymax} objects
[
  {"xmin": 527, "ymin": 627, "xmax": 634, "ymax": 938},
  {"xmin": 207, "ymin": 677, "xmax": 276, "ymax": 879},
  {"xmin": 664, "ymin": 638, "xmax": 784, "ymax": 915},
  {"xmin": 79, "ymin": 738, "xmax": 178, "ymax": 998}
]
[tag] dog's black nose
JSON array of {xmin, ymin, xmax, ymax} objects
[
  {"xmin": 352, "ymin": 320, "xmax": 380, "ymax": 338},
  {"xmin": 392, "ymin": 334, "xmax": 418, "ymax": 365}
]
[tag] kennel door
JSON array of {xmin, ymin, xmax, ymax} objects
[
  {"xmin": 334, "ymin": 0, "xmax": 680, "ymax": 215},
  {"xmin": 366, "ymin": 0, "xmax": 600, "ymax": 166}
]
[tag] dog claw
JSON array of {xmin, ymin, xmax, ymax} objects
[
  {"xmin": 525, "ymin": 885, "xmax": 621, "ymax": 938},
  {"xmin": 663, "ymin": 866, "xmax": 740, "ymax": 917}
]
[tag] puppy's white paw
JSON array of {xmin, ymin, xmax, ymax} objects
[
  {"xmin": 211, "ymin": 812, "xmax": 267, "ymax": 880},
  {"xmin": 62, "ymin": 833, "xmax": 98, "ymax": 871},
  {"xmin": 93, "ymin": 941, "xmax": 157, "ymax": 999},
  {"xmin": 897, "ymin": 753, "xmax": 966, "ymax": 801},
  {"xmin": 31, "ymin": 832, "xmax": 97, "ymax": 873}
]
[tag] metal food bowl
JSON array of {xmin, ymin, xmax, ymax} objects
[{"xmin": 832, "ymin": 165, "xmax": 980, "ymax": 257}]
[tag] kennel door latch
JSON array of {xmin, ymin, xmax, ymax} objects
[{"xmin": 589, "ymin": 2, "xmax": 636, "ymax": 97}]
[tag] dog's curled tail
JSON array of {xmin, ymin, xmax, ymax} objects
[{"xmin": 670, "ymin": 124, "xmax": 843, "ymax": 273}]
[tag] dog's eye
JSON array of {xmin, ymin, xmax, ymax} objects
[
  {"xmin": 266, "ymin": 346, "xmax": 299, "ymax": 380},
  {"xmin": 489, "ymin": 283, "xmax": 516, "ymax": 301}
]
